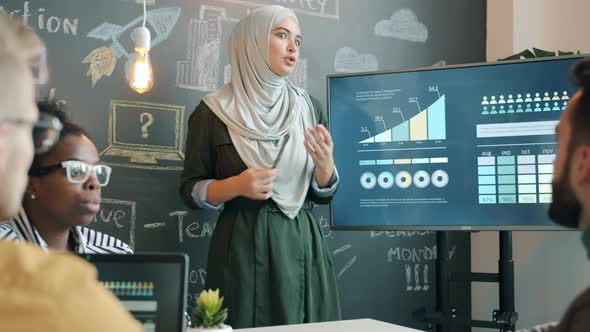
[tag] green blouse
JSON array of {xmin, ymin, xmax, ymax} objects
[{"xmin": 180, "ymin": 97, "xmax": 341, "ymax": 328}]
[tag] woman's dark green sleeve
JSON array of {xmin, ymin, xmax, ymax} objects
[
  {"xmin": 308, "ymin": 96, "xmax": 338, "ymax": 205},
  {"xmin": 179, "ymin": 102, "xmax": 215, "ymax": 209}
]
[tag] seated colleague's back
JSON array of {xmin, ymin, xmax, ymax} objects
[
  {"xmin": 0, "ymin": 241, "xmax": 142, "ymax": 332},
  {"xmin": 0, "ymin": 102, "xmax": 131, "ymax": 254},
  {"xmin": 0, "ymin": 13, "xmax": 140, "ymax": 332}
]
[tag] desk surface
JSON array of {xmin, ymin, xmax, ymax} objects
[{"xmin": 235, "ymin": 319, "xmax": 424, "ymax": 332}]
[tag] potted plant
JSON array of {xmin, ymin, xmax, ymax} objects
[{"xmin": 188, "ymin": 289, "xmax": 232, "ymax": 331}]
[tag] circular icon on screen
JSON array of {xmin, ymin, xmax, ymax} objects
[
  {"xmin": 377, "ymin": 171, "xmax": 394, "ymax": 189},
  {"xmin": 413, "ymin": 170, "xmax": 430, "ymax": 188},
  {"xmin": 360, "ymin": 172, "xmax": 377, "ymax": 189},
  {"xmin": 395, "ymin": 171, "xmax": 412, "ymax": 189},
  {"xmin": 431, "ymin": 170, "xmax": 449, "ymax": 188}
]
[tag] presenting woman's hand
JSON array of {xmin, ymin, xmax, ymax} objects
[
  {"xmin": 235, "ymin": 167, "xmax": 278, "ymax": 200},
  {"xmin": 304, "ymin": 124, "xmax": 335, "ymax": 188}
]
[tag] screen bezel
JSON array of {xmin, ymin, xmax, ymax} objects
[
  {"xmin": 327, "ymin": 55, "xmax": 586, "ymax": 231},
  {"xmin": 81, "ymin": 252, "xmax": 189, "ymax": 331}
]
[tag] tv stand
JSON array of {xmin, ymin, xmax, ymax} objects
[{"xmin": 414, "ymin": 231, "xmax": 518, "ymax": 331}]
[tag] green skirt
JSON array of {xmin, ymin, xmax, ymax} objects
[{"xmin": 205, "ymin": 198, "xmax": 341, "ymax": 328}]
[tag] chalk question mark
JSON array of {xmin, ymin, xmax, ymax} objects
[{"xmin": 140, "ymin": 112, "xmax": 154, "ymax": 139}]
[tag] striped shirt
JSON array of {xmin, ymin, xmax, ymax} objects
[{"xmin": 0, "ymin": 208, "xmax": 133, "ymax": 254}]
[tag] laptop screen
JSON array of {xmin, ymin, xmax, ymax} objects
[{"xmin": 81, "ymin": 253, "xmax": 188, "ymax": 332}]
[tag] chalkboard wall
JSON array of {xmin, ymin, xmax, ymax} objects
[{"xmin": 0, "ymin": 0, "xmax": 486, "ymax": 329}]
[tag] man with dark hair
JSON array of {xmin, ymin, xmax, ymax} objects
[{"xmin": 522, "ymin": 58, "xmax": 590, "ymax": 332}]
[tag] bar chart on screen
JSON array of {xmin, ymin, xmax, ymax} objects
[{"xmin": 359, "ymin": 90, "xmax": 446, "ymax": 144}]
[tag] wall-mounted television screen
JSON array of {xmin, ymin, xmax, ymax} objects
[{"xmin": 328, "ymin": 56, "xmax": 586, "ymax": 230}]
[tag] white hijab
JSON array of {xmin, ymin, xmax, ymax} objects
[{"xmin": 203, "ymin": 5, "xmax": 316, "ymax": 219}]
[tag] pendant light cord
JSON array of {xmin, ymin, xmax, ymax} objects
[{"xmin": 142, "ymin": 0, "xmax": 147, "ymax": 27}]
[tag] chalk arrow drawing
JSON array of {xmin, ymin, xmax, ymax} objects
[{"xmin": 84, "ymin": 7, "xmax": 181, "ymax": 86}]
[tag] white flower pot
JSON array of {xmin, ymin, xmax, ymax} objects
[{"xmin": 187, "ymin": 324, "xmax": 232, "ymax": 332}]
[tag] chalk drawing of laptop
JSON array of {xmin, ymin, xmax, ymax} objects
[{"xmin": 100, "ymin": 100, "xmax": 185, "ymax": 171}]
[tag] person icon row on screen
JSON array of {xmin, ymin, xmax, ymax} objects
[
  {"xmin": 482, "ymin": 96, "xmax": 498, "ymax": 105},
  {"xmin": 543, "ymin": 92, "xmax": 552, "ymax": 101},
  {"xmin": 483, "ymin": 101, "xmax": 568, "ymax": 114},
  {"xmin": 562, "ymin": 91, "xmax": 570, "ymax": 100},
  {"xmin": 483, "ymin": 91, "xmax": 570, "ymax": 106},
  {"xmin": 543, "ymin": 102, "xmax": 552, "ymax": 111},
  {"xmin": 482, "ymin": 106, "xmax": 499, "ymax": 115}
]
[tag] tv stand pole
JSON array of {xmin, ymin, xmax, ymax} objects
[
  {"xmin": 415, "ymin": 231, "xmax": 518, "ymax": 331},
  {"xmin": 499, "ymin": 231, "xmax": 516, "ymax": 329},
  {"xmin": 436, "ymin": 231, "xmax": 451, "ymax": 332}
]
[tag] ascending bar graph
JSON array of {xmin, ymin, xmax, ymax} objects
[{"xmin": 360, "ymin": 95, "xmax": 446, "ymax": 143}]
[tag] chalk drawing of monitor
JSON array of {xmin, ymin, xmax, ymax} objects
[{"xmin": 100, "ymin": 100, "xmax": 185, "ymax": 170}]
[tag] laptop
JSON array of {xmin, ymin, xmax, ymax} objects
[{"xmin": 81, "ymin": 253, "xmax": 188, "ymax": 332}]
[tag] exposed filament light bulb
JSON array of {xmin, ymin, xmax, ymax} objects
[{"xmin": 128, "ymin": 26, "xmax": 154, "ymax": 93}]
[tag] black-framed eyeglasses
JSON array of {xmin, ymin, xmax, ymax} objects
[
  {"xmin": 0, "ymin": 113, "xmax": 62, "ymax": 154},
  {"xmin": 30, "ymin": 160, "xmax": 112, "ymax": 187}
]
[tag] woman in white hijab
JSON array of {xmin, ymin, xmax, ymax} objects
[{"xmin": 180, "ymin": 5, "xmax": 341, "ymax": 328}]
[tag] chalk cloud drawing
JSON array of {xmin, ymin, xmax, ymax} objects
[
  {"xmin": 334, "ymin": 47, "xmax": 378, "ymax": 73},
  {"xmin": 375, "ymin": 8, "xmax": 428, "ymax": 43},
  {"xmin": 84, "ymin": 7, "xmax": 181, "ymax": 86}
]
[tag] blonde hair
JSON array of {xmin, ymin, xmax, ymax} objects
[
  {"xmin": 0, "ymin": 12, "xmax": 45, "ymax": 117},
  {"xmin": 0, "ymin": 11, "xmax": 44, "ymax": 67}
]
